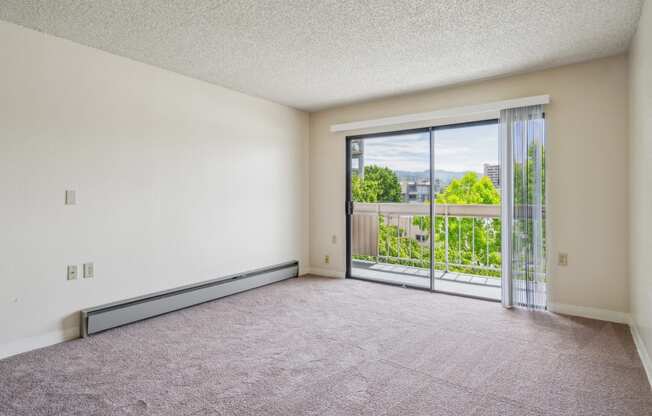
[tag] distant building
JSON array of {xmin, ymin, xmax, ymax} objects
[
  {"xmin": 401, "ymin": 181, "xmax": 430, "ymax": 203},
  {"xmin": 399, "ymin": 178, "xmax": 449, "ymax": 202},
  {"xmin": 483, "ymin": 164, "xmax": 500, "ymax": 189}
]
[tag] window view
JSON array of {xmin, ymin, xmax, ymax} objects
[{"xmin": 349, "ymin": 122, "xmax": 502, "ymax": 300}]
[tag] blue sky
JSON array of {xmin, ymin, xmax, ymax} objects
[{"xmin": 362, "ymin": 124, "xmax": 499, "ymax": 173}]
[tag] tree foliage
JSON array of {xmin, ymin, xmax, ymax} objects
[
  {"xmin": 436, "ymin": 172, "xmax": 500, "ymax": 205},
  {"xmin": 352, "ymin": 165, "xmax": 402, "ymax": 203}
]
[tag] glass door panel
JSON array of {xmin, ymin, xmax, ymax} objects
[
  {"xmin": 348, "ymin": 130, "xmax": 431, "ymax": 289},
  {"xmin": 432, "ymin": 122, "xmax": 502, "ymax": 300}
]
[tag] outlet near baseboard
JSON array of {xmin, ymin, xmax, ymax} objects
[{"xmin": 558, "ymin": 253, "xmax": 568, "ymax": 266}]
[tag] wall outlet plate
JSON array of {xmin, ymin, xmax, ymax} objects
[
  {"xmin": 83, "ymin": 262, "xmax": 94, "ymax": 278},
  {"xmin": 65, "ymin": 190, "xmax": 76, "ymax": 205},
  {"xmin": 67, "ymin": 265, "xmax": 78, "ymax": 280},
  {"xmin": 558, "ymin": 253, "xmax": 568, "ymax": 266}
]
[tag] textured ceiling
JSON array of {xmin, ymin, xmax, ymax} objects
[{"xmin": 0, "ymin": 0, "xmax": 644, "ymax": 111}]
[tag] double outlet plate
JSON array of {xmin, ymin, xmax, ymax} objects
[{"xmin": 67, "ymin": 263, "xmax": 94, "ymax": 280}]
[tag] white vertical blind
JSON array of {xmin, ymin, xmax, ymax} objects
[{"xmin": 501, "ymin": 105, "xmax": 547, "ymax": 309}]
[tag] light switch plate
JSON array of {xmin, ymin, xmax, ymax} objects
[
  {"xmin": 83, "ymin": 262, "xmax": 94, "ymax": 279},
  {"xmin": 67, "ymin": 265, "xmax": 78, "ymax": 280}
]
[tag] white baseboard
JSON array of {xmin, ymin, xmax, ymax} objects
[
  {"xmin": 630, "ymin": 319, "xmax": 652, "ymax": 389},
  {"xmin": 547, "ymin": 302, "xmax": 630, "ymax": 324},
  {"xmin": 305, "ymin": 267, "xmax": 346, "ymax": 279},
  {"xmin": 0, "ymin": 326, "xmax": 79, "ymax": 360}
]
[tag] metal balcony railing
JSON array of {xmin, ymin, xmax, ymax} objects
[{"xmin": 351, "ymin": 202, "xmax": 501, "ymax": 278}]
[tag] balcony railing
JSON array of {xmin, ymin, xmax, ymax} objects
[{"xmin": 352, "ymin": 202, "xmax": 501, "ymax": 279}]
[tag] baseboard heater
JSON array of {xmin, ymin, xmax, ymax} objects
[{"xmin": 80, "ymin": 261, "xmax": 298, "ymax": 337}]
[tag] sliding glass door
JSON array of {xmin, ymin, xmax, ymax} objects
[
  {"xmin": 432, "ymin": 121, "xmax": 501, "ymax": 299},
  {"xmin": 346, "ymin": 121, "xmax": 502, "ymax": 301},
  {"xmin": 347, "ymin": 129, "xmax": 432, "ymax": 289}
]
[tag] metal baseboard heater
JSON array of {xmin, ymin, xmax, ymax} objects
[{"xmin": 80, "ymin": 261, "xmax": 298, "ymax": 337}]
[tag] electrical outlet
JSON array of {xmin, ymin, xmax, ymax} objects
[
  {"xmin": 67, "ymin": 265, "xmax": 78, "ymax": 280},
  {"xmin": 324, "ymin": 255, "xmax": 330, "ymax": 264},
  {"xmin": 558, "ymin": 253, "xmax": 568, "ymax": 266},
  {"xmin": 331, "ymin": 235, "xmax": 337, "ymax": 244},
  {"xmin": 83, "ymin": 262, "xmax": 94, "ymax": 279},
  {"xmin": 65, "ymin": 190, "xmax": 76, "ymax": 205}
]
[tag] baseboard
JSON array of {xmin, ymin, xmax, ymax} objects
[
  {"xmin": 630, "ymin": 319, "xmax": 652, "ymax": 389},
  {"xmin": 306, "ymin": 267, "xmax": 346, "ymax": 278},
  {"xmin": 0, "ymin": 326, "xmax": 79, "ymax": 360},
  {"xmin": 548, "ymin": 302, "xmax": 630, "ymax": 324}
]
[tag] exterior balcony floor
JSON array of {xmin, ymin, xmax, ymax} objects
[{"xmin": 351, "ymin": 259, "xmax": 501, "ymax": 301}]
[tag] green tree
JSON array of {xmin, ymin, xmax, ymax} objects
[
  {"xmin": 436, "ymin": 172, "xmax": 500, "ymax": 205},
  {"xmin": 352, "ymin": 165, "xmax": 402, "ymax": 202},
  {"xmin": 414, "ymin": 172, "xmax": 500, "ymax": 231},
  {"xmin": 351, "ymin": 175, "xmax": 381, "ymax": 202}
]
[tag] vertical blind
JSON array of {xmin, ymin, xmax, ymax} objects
[{"xmin": 501, "ymin": 105, "xmax": 547, "ymax": 309}]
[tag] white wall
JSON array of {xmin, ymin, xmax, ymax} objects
[
  {"xmin": 0, "ymin": 21, "xmax": 309, "ymax": 358},
  {"xmin": 629, "ymin": 0, "xmax": 652, "ymax": 378},
  {"xmin": 310, "ymin": 55, "xmax": 630, "ymax": 317}
]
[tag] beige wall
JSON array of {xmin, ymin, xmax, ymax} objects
[
  {"xmin": 310, "ymin": 55, "xmax": 630, "ymax": 315},
  {"xmin": 0, "ymin": 21, "xmax": 309, "ymax": 358},
  {"xmin": 629, "ymin": 0, "xmax": 652, "ymax": 373}
]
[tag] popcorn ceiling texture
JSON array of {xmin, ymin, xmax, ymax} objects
[{"xmin": 0, "ymin": 0, "xmax": 644, "ymax": 110}]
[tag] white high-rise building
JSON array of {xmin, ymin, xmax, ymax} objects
[{"xmin": 483, "ymin": 163, "xmax": 500, "ymax": 189}]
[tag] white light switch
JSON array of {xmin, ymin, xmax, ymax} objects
[
  {"xmin": 83, "ymin": 262, "xmax": 94, "ymax": 279},
  {"xmin": 65, "ymin": 190, "xmax": 76, "ymax": 205},
  {"xmin": 67, "ymin": 265, "xmax": 78, "ymax": 280}
]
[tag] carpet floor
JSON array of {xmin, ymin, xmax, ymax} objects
[{"xmin": 1, "ymin": 276, "xmax": 651, "ymax": 415}]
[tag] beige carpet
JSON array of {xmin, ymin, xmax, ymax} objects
[{"xmin": 1, "ymin": 276, "xmax": 650, "ymax": 415}]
